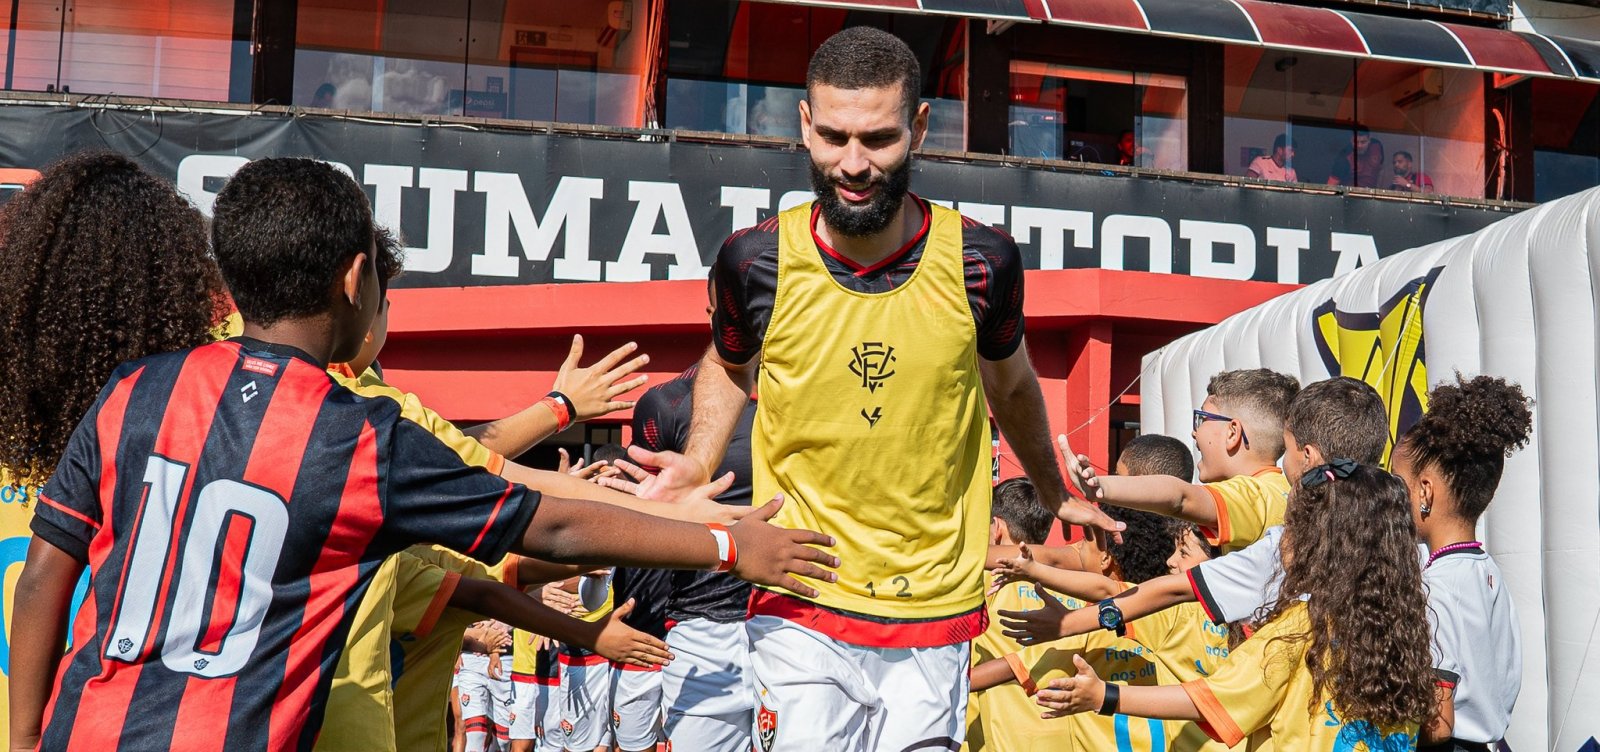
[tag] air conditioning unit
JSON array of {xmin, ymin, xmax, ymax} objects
[{"xmin": 1394, "ymin": 69, "xmax": 1444, "ymax": 108}]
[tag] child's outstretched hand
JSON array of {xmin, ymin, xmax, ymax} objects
[
  {"xmin": 1057, "ymin": 434, "xmax": 1104, "ymax": 502},
  {"xmin": 729, "ymin": 495, "xmax": 839, "ymax": 598},
  {"xmin": 988, "ymin": 543, "xmax": 1041, "ymax": 597},
  {"xmin": 1036, "ymin": 655, "xmax": 1107, "ymax": 718},
  {"xmin": 551, "ymin": 335, "xmax": 650, "ymax": 420},
  {"xmin": 998, "ymin": 587, "xmax": 1072, "ymax": 646},
  {"xmin": 596, "ymin": 599, "xmax": 675, "ymax": 668}
]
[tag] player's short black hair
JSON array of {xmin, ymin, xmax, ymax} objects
[
  {"xmin": 212, "ymin": 158, "xmax": 375, "ymax": 327},
  {"xmin": 1273, "ymin": 133, "xmax": 1294, "ymax": 152},
  {"xmin": 806, "ymin": 26, "xmax": 921, "ymax": 120},
  {"xmin": 1100, "ymin": 505, "xmax": 1176, "ymax": 584},
  {"xmin": 1207, "ymin": 368, "xmax": 1300, "ymax": 459},
  {"xmin": 1394, "ymin": 150, "xmax": 1414, "ymax": 162},
  {"xmin": 991, "ymin": 478, "xmax": 1053, "ymax": 545},
  {"xmin": 1119, "ymin": 434, "xmax": 1194, "ymax": 481},
  {"xmin": 1285, "ymin": 377, "xmax": 1389, "ymax": 465},
  {"xmin": 592, "ymin": 443, "xmax": 629, "ymax": 465}
]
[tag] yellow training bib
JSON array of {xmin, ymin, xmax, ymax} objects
[{"xmin": 753, "ymin": 202, "xmax": 991, "ymax": 623}]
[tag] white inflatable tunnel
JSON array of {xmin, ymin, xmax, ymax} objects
[{"xmin": 1140, "ymin": 187, "xmax": 1600, "ymax": 751}]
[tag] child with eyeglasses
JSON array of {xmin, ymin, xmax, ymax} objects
[
  {"xmin": 1059, "ymin": 368, "xmax": 1299, "ymax": 555},
  {"xmin": 1032, "ymin": 462, "xmax": 1436, "ymax": 751}
]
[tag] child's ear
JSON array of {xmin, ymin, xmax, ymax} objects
[
  {"xmin": 990, "ymin": 518, "xmax": 1006, "ymax": 545},
  {"xmin": 342, "ymin": 252, "xmax": 369, "ymax": 308}
]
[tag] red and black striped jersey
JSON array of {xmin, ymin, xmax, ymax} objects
[{"xmin": 30, "ymin": 338, "xmax": 537, "ymax": 751}]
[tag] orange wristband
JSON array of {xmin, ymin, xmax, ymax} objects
[{"xmin": 539, "ymin": 395, "xmax": 572, "ymax": 431}]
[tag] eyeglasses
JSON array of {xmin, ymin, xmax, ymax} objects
[{"xmin": 1192, "ymin": 409, "xmax": 1250, "ymax": 448}]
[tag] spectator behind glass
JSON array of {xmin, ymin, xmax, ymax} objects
[
  {"xmin": 1116, "ymin": 130, "xmax": 1153, "ymax": 167},
  {"xmin": 1246, "ymin": 134, "xmax": 1298, "ymax": 183},
  {"xmin": 1327, "ymin": 125, "xmax": 1385, "ymax": 188},
  {"xmin": 311, "ymin": 83, "xmax": 336, "ymax": 108},
  {"xmin": 1390, "ymin": 151, "xmax": 1434, "ymax": 194}
]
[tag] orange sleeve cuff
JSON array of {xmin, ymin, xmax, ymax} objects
[
  {"xmin": 1004, "ymin": 653, "xmax": 1037, "ymax": 696},
  {"xmin": 1181, "ymin": 678, "xmax": 1246, "ymax": 747},
  {"xmin": 501, "ymin": 555, "xmax": 520, "ymax": 590},
  {"xmin": 485, "ymin": 452, "xmax": 506, "ymax": 476},
  {"xmin": 415, "ymin": 571, "xmax": 462, "ymax": 639},
  {"xmin": 1201, "ymin": 486, "xmax": 1230, "ymax": 546}
]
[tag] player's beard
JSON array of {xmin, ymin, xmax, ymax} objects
[{"xmin": 809, "ymin": 154, "xmax": 913, "ymax": 238}]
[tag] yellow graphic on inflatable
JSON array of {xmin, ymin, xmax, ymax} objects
[{"xmin": 1311, "ymin": 268, "xmax": 1442, "ymax": 467}]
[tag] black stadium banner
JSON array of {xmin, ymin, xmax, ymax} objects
[{"xmin": 0, "ymin": 103, "xmax": 1522, "ymax": 289}]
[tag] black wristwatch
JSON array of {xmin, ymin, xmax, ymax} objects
[
  {"xmin": 1098, "ymin": 682, "xmax": 1121, "ymax": 715},
  {"xmin": 1097, "ymin": 598, "xmax": 1126, "ymax": 636}
]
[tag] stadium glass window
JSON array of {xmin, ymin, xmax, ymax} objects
[
  {"xmin": 294, "ymin": 0, "xmax": 657, "ymax": 126},
  {"xmin": 1, "ymin": 0, "xmax": 244, "ymax": 101},
  {"xmin": 1530, "ymin": 78, "xmax": 1600, "ymax": 203},
  {"xmin": 1008, "ymin": 61, "xmax": 1188, "ymax": 171},
  {"xmin": 1222, "ymin": 48, "xmax": 1485, "ymax": 197},
  {"xmin": 662, "ymin": 0, "xmax": 967, "ymax": 150}
]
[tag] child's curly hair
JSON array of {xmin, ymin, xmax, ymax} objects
[
  {"xmin": 1398, "ymin": 374, "xmax": 1532, "ymax": 522},
  {"xmin": 0, "ymin": 152, "xmax": 227, "ymax": 486},
  {"xmin": 1257, "ymin": 464, "xmax": 1435, "ymax": 729}
]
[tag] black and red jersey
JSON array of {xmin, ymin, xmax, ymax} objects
[
  {"xmin": 631, "ymin": 365, "xmax": 756, "ymax": 625},
  {"xmin": 710, "ymin": 195, "xmax": 1027, "ymax": 366},
  {"xmin": 30, "ymin": 338, "xmax": 537, "ymax": 751}
]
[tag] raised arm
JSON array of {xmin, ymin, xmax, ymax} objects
[
  {"xmin": 1059, "ymin": 435, "xmax": 1218, "ymax": 529},
  {"xmin": 450, "ymin": 580, "xmax": 672, "ymax": 668},
  {"xmin": 995, "ymin": 544, "xmax": 1122, "ymax": 602},
  {"xmin": 1035, "ymin": 655, "xmax": 1204, "ymax": 721},
  {"xmin": 465, "ymin": 335, "xmax": 649, "ymax": 457},
  {"xmin": 999, "ymin": 573, "xmax": 1196, "ymax": 645},
  {"xmin": 981, "ymin": 348, "xmax": 1122, "ymax": 535}
]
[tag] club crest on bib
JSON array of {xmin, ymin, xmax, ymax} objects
[{"xmin": 757, "ymin": 702, "xmax": 778, "ymax": 751}]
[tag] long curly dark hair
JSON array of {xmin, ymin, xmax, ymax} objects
[
  {"xmin": 0, "ymin": 152, "xmax": 227, "ymax": 487},
  {"xmin": 1100, "ymin": 504, "xmax": 1177, "ymax": 583},
  {"xmin": 1256, "ymin": 464, "xmax": 1435, "ymax": 729},
  {"xmin": 1397, "ymin": 374, "xmax": 1532, "ymax": 522}
]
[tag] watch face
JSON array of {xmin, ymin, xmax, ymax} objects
[{"xmin": 1098, "ymin": 607, "xmax": 1119, "ymax": 629}]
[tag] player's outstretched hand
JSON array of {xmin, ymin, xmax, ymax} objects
[
  {"xmin": 988, "ymin": 543, "xmax": 1040, "ymax": 597},
  {"xmin": 1054, "ymin": 434, "xmax": 1124, "ymax": 541},
  {"xmin": 998, "ymin": 587, "xmax": 1072, "ymax": 646},
  {"xmin": 597, "ymin": 599, "xmax": 675, "ymax": 668},
  {"xmin": 540, "ymin": 581, "xmax": 580, "ymax": 615},
  {"xmin": 729, "ymin": 495, "xmax": 838, "ymax": 598},
  {"xmin": 552, "ymin": 335, "xmax": 651, "ymax": 421},
  {"xmin": 599, "ymin": 460, "xmax": 749, "ymax": 524},
  {"xmin": 1036, "ymin": 655, "xmax": 1106, "ymax": 718},
  {"xmin": 608, "ymin": 446, "xmax": 711, "ymax": 503}
]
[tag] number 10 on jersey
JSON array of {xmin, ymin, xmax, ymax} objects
[{"xmin": 105, "ymin": 456, "xmax": 289, "ymax": 678}]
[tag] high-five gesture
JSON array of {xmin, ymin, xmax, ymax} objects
[
  {"xmin": 728, "ymin": 495, "xmax": 839, "ymax": 598},
  {"xmin": 997, "ymin": 586, "xmax": 1074, "ymax": 646},
  {"xmin": 1035, "ymin": 655, "xmax": 1107, "ymax": 718},
  {"xmin": 552, "ymin": 335, "xmax": 651, "ymax": 420},
  {"xmin": 1057, "ymin": 433, "xmax": 1106, "ymax": 502}
]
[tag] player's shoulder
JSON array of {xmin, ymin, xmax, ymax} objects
[
  {"xmin": 954, "ymin": 212, "xmax": 1021, "ymax": 264},
  {"xmin": 718, "ymin": 216, "xmax": 781, "ymax": 267}
]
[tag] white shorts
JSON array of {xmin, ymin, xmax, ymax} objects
[
  {"xmin": 661, "ymin": 618, "xmax": 755, "ymax": 752},
  {"xmin": 459, "ymin": 654, "xmax": 515, "ymax": 751},
  {"xmin": 508, "ymin": 674, "xmax": 557, "ymax": 741},
  {"xmin": 559, "ymin": 654, "xmax": 613, "ymax": 751},
  {"xmin": 609, "ymin": 663, "xmax": 663, "ymax": 751},
  {"xmin": 746, "ymin": 615, "xmax": 969, "ymax": 752}
]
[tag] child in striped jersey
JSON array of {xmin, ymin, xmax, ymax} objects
[{"xmin": 1393, "ymin": 375, "xmax": 1530, "ymax": 751}]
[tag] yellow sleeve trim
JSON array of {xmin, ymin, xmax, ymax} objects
[
  {"xmin": 1181, "ymin": 678, "xmax": 1245, "ymax": 747},
  {"xmin": 415, "ymin": 571, "xmax": 462, "ymax": 639}
]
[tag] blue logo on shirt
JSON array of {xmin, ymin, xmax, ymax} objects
[{"xmin": 1325, "ymin": 702, "xmax": 1417, "ymax": 752}]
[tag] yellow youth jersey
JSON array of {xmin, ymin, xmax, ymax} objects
[
  {"xmin": 511, "ymin": 628, "xmax": 540, "ymax": 675},
  {"xmin": 1202, "ymin": 468, "xmax": 1289, "ymax": 552},
  {"xmin": 1182, "ymin": 602, "xmax": 1419, "ymax": 750},
  {"xmin": 968, "ymin": 577, "xmax": 1072, "ymax": 752},
  {"xmin": 1, "ymin": 469, "xmax": 44, "ymax": 744},
  {"xmin": 1122, "ymin": 594, "xmax": 1234, "ymax": 751},
  {"xmin": 749, "ymin": 202, "xmax": 991, "ymax": 645},
  {"xmin": 316, "ymin": 552, "xmax": 456, "ymax": 752},
  {"xmin": 1004, "ymin": 595, "xmax": 1187, "ymax": 752},
  {"xmin": 394, "ymin": 545, "xmax": 519, "ymax": 752},
  {"xmin": 327, "ymin": 364, "xmax": 505, "ymax": 475}
]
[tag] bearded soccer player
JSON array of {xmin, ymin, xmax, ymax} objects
[
  {"xmin": 7, "ymin": 158, "xmax": 836, "ymax": 752},
  {"xmin": 634, "ymin": 27, "xmax": 1122, "ymax": 751}
]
